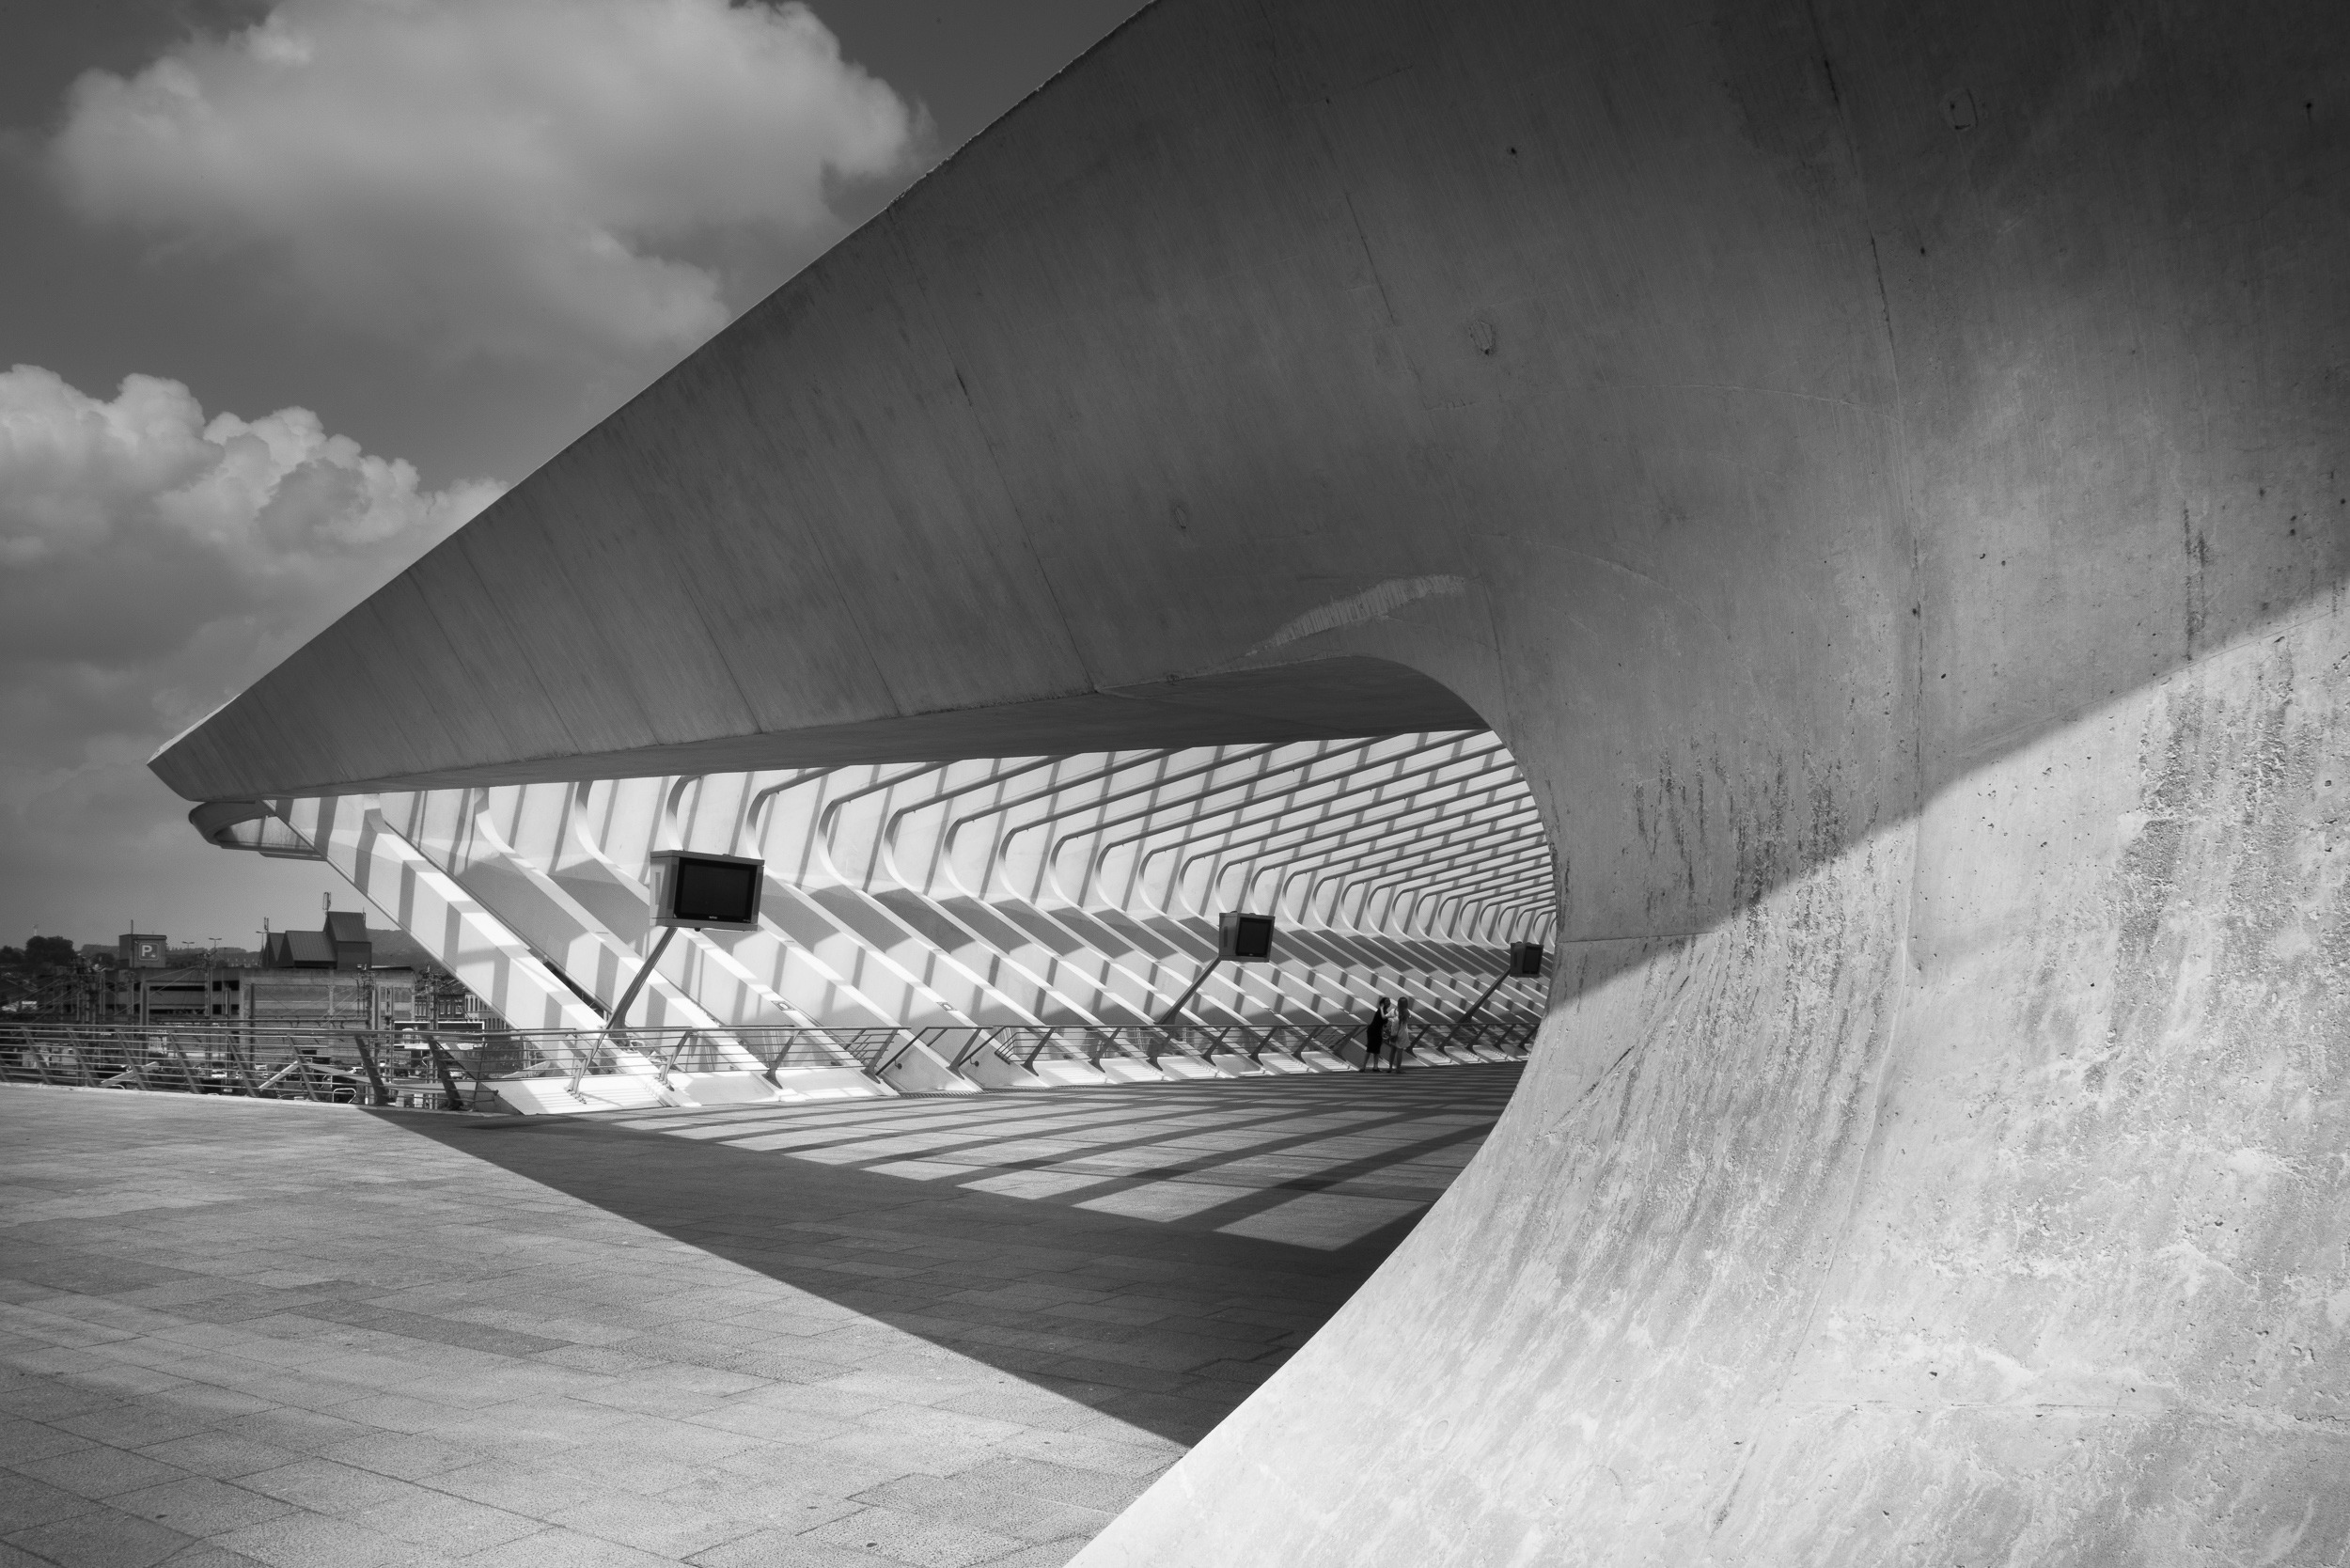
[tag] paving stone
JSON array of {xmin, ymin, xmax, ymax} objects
[
  {"xmin": 710, "ymin": 1438, "xmax": 915, "ymax": 1499},
  {"xmin": 432, "ymin": 1396, "xmax": 634, "ymax": 1450},
  {"xmin": 337, "ymin": 1491, "xmax": 547, "ymax": 1555},
  {"xmin": 682, "ymin": 1529, "xmax": 902, "ymax": 1567},
  {"xmin": 208, "ymin": 1508, "xmax": 446, "ymax": 1568},
  {"xmin": 129, "ymin": 1432, "xmax": 303, "ymax": 1481},
  {"xmin": 544, "ymin": 1492, "xmax": 767, "ymax": 1558},
  {"xmin": 138, "ymin": 1547, "xmax": 270, "ymax": 1567},
  {"xmin": 106, "ymin": 1475, "xmax": 297, "ymax": 1537},
  {"xmin": 685, "ymin": 1399, "xmax": 857, "ymax": 1445},
  {"xmin": 651, "ymin": 1474, "xmax": 865, "ymax": 1533},
  {"xmin": 10, "ymin": 1444, "xmax": 190, "ymax": 1499},
  {"xmin": 3, "ymin": 1502, "xmax": 198, "ymax": 1568},
  {"xmin": 461, "ymin": 1525, "xmax": 682, "ymax": 1566},
  {"xmin": 50, "ymin": 1403, "xmax": 214, "ymax": 1450},
  {"xmin": 0, "ymin": 1071, "xmax": 1515, "ymax": 1565},
  {"xmin": 0, "ymin": 1382, "xmax": 121, "ymax": 1423},
  {"xmin": 312, "ymin": 1429, "xmax": 483, "ymax": 1482},
  {"xmin": 940, "ymin": 1457, "xmax": 1153, "ymax": 1515},
  {"xmin": 237, "ymin": 1458, "xmax": 423, "ymax": 1514},
  {"xmin": 850, "ymin": 1473, "xmax": 1111, "ymax": 1544},
  {"xmin": 421, "ymin": 1456, "xmax": 611, "ymax": 1517},
  {"xmin": 987, "ymin": 1430, "xmax": 1178, "ymax": 1480},
  {"xmin": 804, "ymin": 1504, "xmax": 1027, "ymax": 1568},
  {"xmin": 970, "ymin": 1545, "xmax": 1089, "ymax": 1568},
  {"xmin": 210, "ymin": 1406, "xmax": 377, "ymax": 1454},
  {"xmin": 0, "ymin": 1469, "xmax": 103, "ymax": 1530},
  {"xmin": 138, "ymin": 1385, "xmax": 277, "ymax": 1421},
  {"xmin": 0, "ymin": 1416, "xmax": 95, "ymax": 1468}
]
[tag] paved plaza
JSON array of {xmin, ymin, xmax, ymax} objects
[{"xmin": 0, "ymin": 1067, "xmax": 1521, "ymax": 1567}]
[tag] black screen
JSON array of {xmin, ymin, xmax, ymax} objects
[
  {"xmin": 673, "ymin": 859, "xmax": 760, "ymax": 923},
  {"xmin": 1227, "ymin": 914, "xmax": 1275, "ymax": 960},
  {"xmin": 1511, "ymin": 941, "xmax": 1544, "ymax": 977}
]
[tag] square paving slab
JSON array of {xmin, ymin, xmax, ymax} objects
[{"xmin": 0, "ymin": 1067, "xmax": 1521, "ymax": 1567}]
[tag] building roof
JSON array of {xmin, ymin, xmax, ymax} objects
[{"xmin": 270, "ymin": 931, "xmax": 338, "ymax": 967}]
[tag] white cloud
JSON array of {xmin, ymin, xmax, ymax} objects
[
  {"xmin": 48, "ymin": 0, "xmax": 921, "ymax": 367},
  {"xmin": 0, "ymin": 364, "xmax": 499, "ymax": 674},
  {"xmin": 0, "ymin": 365, "xmax": 500, "ymax": 941}
]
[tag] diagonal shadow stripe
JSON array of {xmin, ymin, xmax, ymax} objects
[
  {"xmin": 1048, "ymin": 1121, "xmax": 1508, "ymax": 1230},
  {"xmin": 817, "ymin": 1094, "xmax": 1492, "ymax": 1184}
]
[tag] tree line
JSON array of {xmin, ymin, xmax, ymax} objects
[{"xmin": 1, "ymin": 936, "xmax": 79, "ymax": 967}]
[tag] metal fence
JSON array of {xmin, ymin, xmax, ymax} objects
[
  {"xmin": 0, "ymin": 1023, "xmax": 478, "ymax": 1109},
  {"xmin": 0, "ymin": 1010, "xmax": 1543, "ymax": 1110},
  {"xmin": 0, "ymin": 1022, "xmax": 872, "ymax": 1108}
]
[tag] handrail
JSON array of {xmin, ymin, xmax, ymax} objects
[{"xmin": 0, "ymin": 1012, "xmax": 1544, "ymax": 1105}]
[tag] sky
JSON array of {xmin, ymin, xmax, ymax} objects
[{"xmin": 0, "ymin": 0, "xmax": 1149, "ymax": 952}]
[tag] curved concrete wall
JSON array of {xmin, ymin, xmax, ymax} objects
[{"xmin": 157, "ymin": 0, "xmax": 2350, "ymax": 1559}]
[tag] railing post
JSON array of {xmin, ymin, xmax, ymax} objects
[
  {"xmin": 163, "ymin": 1032, "xmax": 203, "ymax": 1092},
  {"xmin": 1437, "ymin": 965, "xmax": 1514, "ymax": 1056},
  {"xmin": 423, "ymin": 1036, "xmax": 468, "ymax": 1111},
  {"xmin": 868, "ymin": 1028, "xmax": 929, "ymax": 1079},
  {"xmin": 224, "ymin": 1036, "xmax": 264, "ymax": 1097},
  {"xmin": 946, "ymin": 1027, "xmax": 999, "ymax": 1071},
  {"xmin": 353, "ymin": 1034, "xmax": 394, "ymax": 1105}
]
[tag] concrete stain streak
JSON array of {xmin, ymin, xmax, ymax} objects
[{"xmin": 1240, "ymin": 575, "xmax": 1469, "ymax": 659}]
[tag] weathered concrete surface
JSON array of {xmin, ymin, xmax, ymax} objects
[
  {"xmin": 1084, "ymin": 619, "xmax": 2350, "ymax": 1565},
  {"xmin": 151, "ymin": 0, "xmax": 2350, "ymax": 1560}
]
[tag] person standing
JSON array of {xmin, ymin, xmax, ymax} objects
[
  {"xmin": 1393, "ymin": 996, "xmax": 1413, "ymax": 1071},
  {"xmin": 1364, "ymin": 996, "xmax": 1390, "ymax": 1073}
]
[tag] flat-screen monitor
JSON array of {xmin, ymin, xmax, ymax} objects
[
  {"xmin": 649, "ymin": 851, "xmax": 764, "ymax": 931},
  {"xmin": 1219, "ymin": 911, "xmax": 1276, "ymax": 962},
  {"xmin": 1509, "ymin": 940, "xmax": 1545, "ymax": 977}
]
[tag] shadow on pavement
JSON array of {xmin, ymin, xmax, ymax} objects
[{"xmin": 374, "ymin": 1071, "xmax": 1518, "ymax": 1447}]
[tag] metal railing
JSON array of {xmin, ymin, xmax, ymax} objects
[
  {"xmin": 0, "ymin": 1023, "xmax": 477, "ymax": 1108},
  {"xmin": 0, "ymin": 1010, "xmax": 1543, "ymax": 1110}
]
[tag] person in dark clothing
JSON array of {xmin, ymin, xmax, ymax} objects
[{"xmin": 1364, "ymin": 996, "xmax": 1390, "ymax": 1072}]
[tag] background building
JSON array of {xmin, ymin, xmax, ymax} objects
[
  {"xmin": 70, "ymin": 915, "xmax": 418, "ymax": 1028},
  {"xmin": 115, "ymin": 933, "xmax": 167, "ymax": 968}
]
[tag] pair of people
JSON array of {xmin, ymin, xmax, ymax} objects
[{"xmin": 1362, "ymin": 996, "xmax": 1412, "ymax": 1073}]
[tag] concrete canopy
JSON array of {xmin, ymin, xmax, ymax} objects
[{"xmin": 156, "ymin": 0, "xmax": 2350, "ymax": 1561}]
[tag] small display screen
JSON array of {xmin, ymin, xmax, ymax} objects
[
  {"xmin": 672, "ymin": 858, "xmax": 760, "ymax": 924},
  {"xmin": 1225, "ymin": 914, "xmax": 1276, "ymax": 961},
  {"xmin": 1511, "ymin": 941, "xmax": 1545, "ymax": 977}
]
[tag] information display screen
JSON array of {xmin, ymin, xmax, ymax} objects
[
  {"xmin": 649, "ymin": 851, "xmax": 764, "ymax": 930},
  {"xmin": 1219, "ymin": 912, "xmax": 1277, "ymax": 961},
  {"xmin": 674, "ymin": 859, "xmax": 760, "ymax": 925}
]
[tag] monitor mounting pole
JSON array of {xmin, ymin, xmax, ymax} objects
[
  {"xmin": 1436, "ymin": 963, "xmax": 1515, "ymax": 1055},
  {"xmin": 571, "ymin": 926, "xmax": 676, "ymax": 1094},
  {"xmin": 1154, "ymin": 954, "xmax": 1223, "ymax": 1027}
]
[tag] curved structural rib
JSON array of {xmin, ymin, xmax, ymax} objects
[{"xmin": 156, "ymin": 0, "xmax": 2350, "ymax": 1560}]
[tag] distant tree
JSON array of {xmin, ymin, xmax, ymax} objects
[
  {"xmin": 0, "ymin": 946, "xmax": 24, "ymax": 967},
  {"xmin": 24, "ymin": 935, "xmax": 76, "ymax": 966}
]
